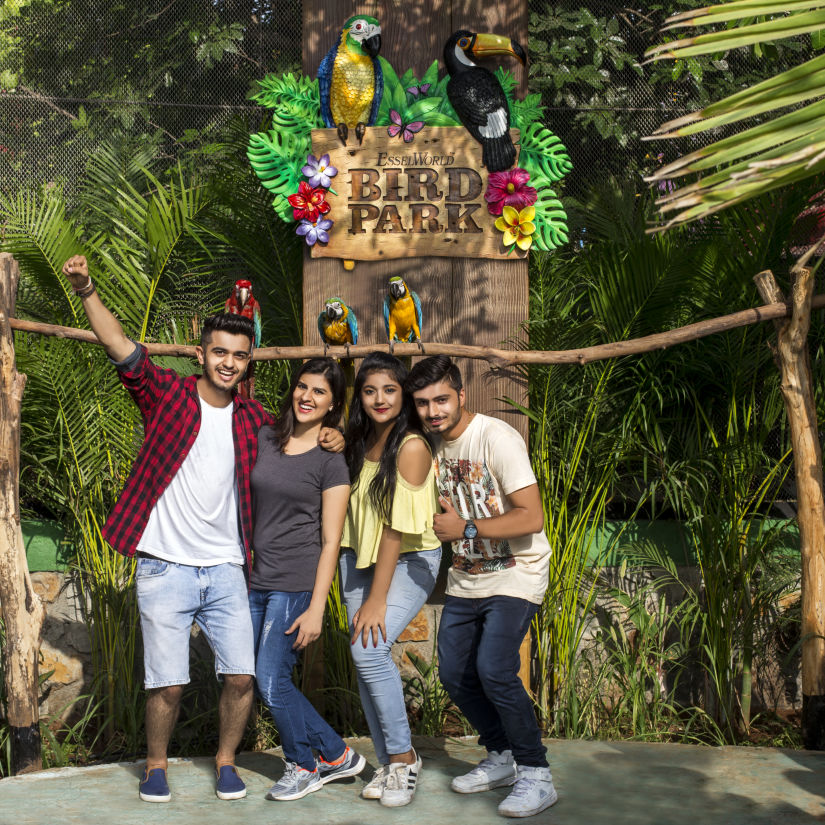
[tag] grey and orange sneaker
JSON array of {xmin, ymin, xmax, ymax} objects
[
  {"xmin": 316, "ymin": 746, "xmax": 366, "ymax": 785},
  {"xmin": 266, "ymin": 761, "xmax": 322, "ymax": 801}
]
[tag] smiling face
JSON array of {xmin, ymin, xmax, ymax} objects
[
  {"xmin": 411, "ymin": 379, "xmax": 465, "ymax": 436},
  {"xmin": 196, "ymin": 330, "xmax": 252, "ymax": 396},
  {"xmin": 293, "ymin": 372, "xmax": 334, "ymax": 426},
  {"xmin": 360, "ymin": 369, "xmax": 403, "ymax": 426}
]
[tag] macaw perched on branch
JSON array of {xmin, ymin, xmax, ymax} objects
[
  {"xmin": 225, "ymin": 279, "xmax": 262, "ymax": 348},
  {"xmin": 318, "ymin": 297, "xmax": 359, "ymax": 416},
  {"xmin": 384, "ymin": 276, "xmax": 423, "ymax": 355},
  {"xmin": 318, "ymin": 297, "xmax": 358, "ymax": 353},
  {"xmin": 443, "ymin": 29, "xmax": 526, "ymax": 172},
  {"xmin": 224, "ymin": 279, "xmax": 261, "ymax": 398},
  {"xmin": 318, "ymin": 15, "xmax": 383, "ymax": 145}
]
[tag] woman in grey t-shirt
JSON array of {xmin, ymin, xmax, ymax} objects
[{"xmin": 249, "ymin": 358, "xmax": 365, "ymax": 801}]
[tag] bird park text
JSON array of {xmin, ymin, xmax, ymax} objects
[{"xmin": 310, "ymin": 125, "xmax": 521, "ymax": 262}]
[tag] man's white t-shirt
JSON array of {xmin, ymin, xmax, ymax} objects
[
  {"xmin": 137, "ymin": 395, "xmax": 244, "ymax": 566},
  {"xmin": 434, "ymin": 413, "xmax": 550, "ymax": 604}
]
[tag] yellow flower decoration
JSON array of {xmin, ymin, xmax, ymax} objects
[{"xmin": 494, "ymin": 205, "xmax": 536, "ymax": 251}]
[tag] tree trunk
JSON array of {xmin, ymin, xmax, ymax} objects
[
  {"xmin": 0, "ymin": 253, "xmax": 44, "ymax": 773},
  {"xmin": 754, "ymin": 267, "xmax": 825, "ymax": 749}
]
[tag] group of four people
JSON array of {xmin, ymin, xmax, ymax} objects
[{"xmin": 61, "ymin": 255, "xmax": 556, "ymax": 819}]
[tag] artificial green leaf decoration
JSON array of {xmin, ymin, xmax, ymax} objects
[
  {"xmin": 247, "ymin": 131, "xmax": 305, "ymax": 221},
  {"xmin": 511, "ymin": 93, "xmax": 546, "ymax": 132},
  {"xmin": 530, "ymin": 183, "xmax": 569, "ymax": 251},
  {"xmin": 519, "ymin": 122, "xmax": 573, "ymax": 183},
  {"xmin": 251, "ymin": 73, "xmax": 324, "ymax": 133},
  {"xmin": 247, "ymin": 62, "xmax": 572, "ymax": 250}
]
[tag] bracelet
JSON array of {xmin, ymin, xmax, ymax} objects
[{"xmin": 74, "ymin": 278, "xmax": 96, "ymax": 299}]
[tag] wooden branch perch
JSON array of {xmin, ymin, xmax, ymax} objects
[{"xmin": 10, "ymin": 294, "xmax": 825, "ymax": 367}]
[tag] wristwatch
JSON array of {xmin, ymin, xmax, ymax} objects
[{"xmin": 463, "ymin": 519, "xmax": 479, "ymax": 540}]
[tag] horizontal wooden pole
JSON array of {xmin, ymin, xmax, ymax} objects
[{"xmin": 9, "ymin": 295, "xmax": 825, "ymax": 367}]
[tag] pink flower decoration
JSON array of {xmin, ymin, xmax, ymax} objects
[{"xmin": 484, "ymin": 167, "xmax": 537, "ymax": 216}]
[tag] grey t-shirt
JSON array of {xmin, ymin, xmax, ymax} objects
[{"xmin": 250, "ymin": 427, "xmax": 350, "ymax": 592}]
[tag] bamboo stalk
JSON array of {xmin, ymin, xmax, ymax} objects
[{"xmin": 10, "ymin": 294, "xmax": 825, "ymax": 367}]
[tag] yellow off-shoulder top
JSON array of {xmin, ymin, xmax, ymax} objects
[{"xmin": 341, "ymin": 434, "xmax": 440, "ymax": 568}]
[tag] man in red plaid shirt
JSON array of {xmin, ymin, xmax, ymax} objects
[{"xmin": 61, "ymin": 255, "xmax": 340, "ymax": 805}]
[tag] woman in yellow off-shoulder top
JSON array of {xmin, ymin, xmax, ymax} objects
[{"xmin": 339, "ymin": 352, "xmax": 441, "ymax": 809}]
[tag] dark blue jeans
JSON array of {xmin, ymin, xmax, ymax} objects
[
  {"xmin": 249, "ymin": 588, "xmax": 346, "ymax": 771},
  {"xmin": 437, "ymin": 594, "xmax": 547, "ymax": 768}
]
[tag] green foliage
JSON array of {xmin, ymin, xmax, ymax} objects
[
  {"xmin": 376, "ymin": 58, "xmax": 460, "ymax": 127},
  {"xmin": 247, "ymin": 130, "xmax": 307, "ymax": 222},
  {"xmin": 4, "ymin": 132, "xmax": 300, "ymax": 759},
  {"xmin": 402, "ymin": 620, "xmax": 468, "ymax": 737},
  {"xmin": 528, "ymin": 1, "xmax": 809, "ymax": 185},
  {"xmin": 524, "ymin": 178, "xmax": 815, "ymax": 741},
  {"xmin": 252, "ymin": 73, "xmax": 324, "ymax": 133}
]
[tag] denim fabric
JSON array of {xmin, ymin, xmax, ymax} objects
[
  {"xmin": 437, "ymin": 594, "xmax": 548, "ymax": 768},
  {"xmin": 339, "ymin": 548, "xmax": 441, "ymax": 765},
  {"xmin": 136, "ymin": 558, "xmax": 254, "ymax": 688},
  {"xmin": 248, "ymin": 588, "xmax": 346, "ymax": 771}
]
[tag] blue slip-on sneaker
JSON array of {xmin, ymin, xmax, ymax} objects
[
  {"xmin": 316, "ymin": 746, "xmax": 367, "ymax": 785},
  {"xmin": 215, "ymin": 764, "xmax": 247, "ymax": 800},
  {"xmin": 139, "ymin": 766, "xmax": 171, "ymax": 803}
]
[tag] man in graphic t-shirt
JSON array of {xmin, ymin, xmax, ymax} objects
[
  {"xmin": 406, "ymin": 355, "xmax": 556, "ymax": 819},
  {"xmin": 61, "ymin": 254, "xmax": 335, "ymax": 804}
]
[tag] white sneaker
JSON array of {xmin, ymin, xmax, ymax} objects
[
  {"xmin": 379, "ymin": 751, "xmax": 422, "ymax": 808},
  {"xmin": 498, "ymin": 765, "xmax": 558, "ymax": 818},
  {"xmin": 451, "ymin": 749, "xmax": 517, "ymax": 793},
  {"xmin": 361, "ymin": 764, "xmax": 390, "ymax": 799}
]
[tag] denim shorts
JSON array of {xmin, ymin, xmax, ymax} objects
[{"xmin": 136, "ymin": 557, "xmax": 255, "ymax": 689}]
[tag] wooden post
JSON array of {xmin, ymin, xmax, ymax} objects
[
  {"xmin": 754, "ymin": 266, "xmax": 825, "ymax": 749},
  {"xmin": 0, "ymin": 253, "xmax": 44, "ymax": 773},
  {"xmin": 302, "ymin": 0, "xmax": 532, "ymax": 695},
  {"xmin": 301, "ymin": 0, "xmax": 529, "ymax": 436}
]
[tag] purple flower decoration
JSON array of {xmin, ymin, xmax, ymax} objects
[
  {"xmin": 296, "ymin": 216, "xmax": 333, "ymax": 246},
  {"xmin": 301, "ymin": 153, "xmax": 337, "ymax": 189}
]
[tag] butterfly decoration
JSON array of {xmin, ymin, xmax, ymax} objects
[
  {"xmin": 387, "ymin": 109, "xmax": 424, "ymax": 143},
  {"xmin": 406, "ymin": 83, "xmax": 431, "ymax": 97}
]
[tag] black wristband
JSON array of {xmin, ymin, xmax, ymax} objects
[{"xmin": 75, "ymin": 279, "xmax": 96, "ymax": 299}]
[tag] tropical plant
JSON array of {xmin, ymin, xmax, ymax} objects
[
  {"xmin": 2, "ymin": 134, "xmax": 299, "ymax": 754},
  {"xmin": 645, "ymin": 1, "xmax": 825, "ymax": 228}
]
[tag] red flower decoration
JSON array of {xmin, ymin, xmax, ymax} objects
[
  {"xmin": 484, "ymin": 168, "xmax": 537, "ymax": 217},
  {"xmin": 287, "ymin": 181, "xmax": 331, "ymax": 221}
]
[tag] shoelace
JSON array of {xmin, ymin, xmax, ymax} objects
[
  {"xmin": 384, "ymin": 766, "xmax": 409, "ymax": 791},
  {"xmin": 367, "ymin": 765, "xmax": 389, "ymax": 786},
  {"xmin": 279, "ymin": 761, "xmax": 304, "ymax": 783},
  {"xmin": 507, "ymin": 777, "xmax": 537, "ymax": 800}
]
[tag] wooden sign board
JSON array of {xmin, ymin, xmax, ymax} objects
[{"xmin": 310, "ymin": 126, "xmax": 520, "ymax": 262}]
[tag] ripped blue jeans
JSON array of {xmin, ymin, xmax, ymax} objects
[{"xmin": 248, "ymin": 588, "xmax": 346, "ymax": 771}]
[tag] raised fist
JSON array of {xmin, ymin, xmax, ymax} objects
[{"xmin": 62, "ymin": 255, "xmax": 90, "ymax": 291}]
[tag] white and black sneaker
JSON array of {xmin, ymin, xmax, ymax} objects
[
  {"xmin": 451, "ymin": 749, "xmax": 517, "ymax": 793},
  {"xmin": 379, "ymin": 750, "xmax": 422, "ymax": 808},
  {"xmin": 498, "ymin": 765, "xmax": 558, "ymax": 818}
]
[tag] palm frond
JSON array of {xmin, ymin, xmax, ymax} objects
[{"xmin": 645, "ymin": 0, "xmax": 825, "ymax": 228}]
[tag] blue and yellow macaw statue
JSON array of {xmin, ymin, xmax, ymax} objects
[
  {"xmin": 318, "ymin": 16, "xmax": 383, "ymax": 145},
  {"xmin": 318, "ymin": 297, "xmax": 359, "ymax": 353},
  {"xmin": 384, "ymin": 276, "xmax": 423, "ymax": 354}
]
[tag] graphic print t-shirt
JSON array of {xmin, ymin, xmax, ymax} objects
[{"xmin": 435, "ymin": 413, "xmax": 550, "ymax": 604}]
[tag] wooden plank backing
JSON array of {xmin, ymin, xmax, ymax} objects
[{"xmin": 302, "ymin": 0, "xmax": 528, "ymax": 435}]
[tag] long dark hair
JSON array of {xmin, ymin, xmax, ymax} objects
[
  {"xmin": 270, "ymin": 358, "xmax": 346, "ymax": 452},
  {"xmin": 345, "ymin": 352, "xmax": 426, "ymax": 521}
]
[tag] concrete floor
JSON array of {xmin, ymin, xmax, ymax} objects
[{"xmin": 2, "ymin": 736, "xmax": 825, "ymax": 825}]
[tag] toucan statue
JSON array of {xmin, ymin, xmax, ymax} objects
[
  {"xmin": 318, "ymin": 16, "xmax": 383, "ymax": 146},
  {"xmin": 443, "ymin": 30, "xmax": 526, "ymax": 173}
]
